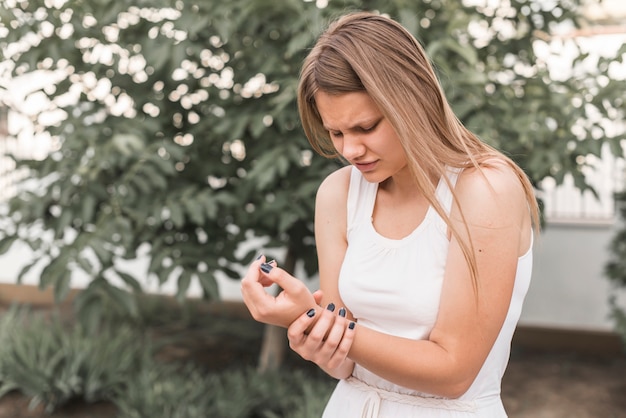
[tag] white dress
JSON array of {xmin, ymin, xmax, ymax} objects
[{"xmin": 322, "ymin": 167, "xmax": 533, "ymax": 418}]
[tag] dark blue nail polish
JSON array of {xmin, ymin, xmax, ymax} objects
[
  {"xmin": 260, "ymin": 263, "xmax": 273, "ymax": 274},
  {"xmin": 306, "ymin": 308, "xmax": 316, "ymax": 318},
  {"xmin": 348, "ymin": 322, "xmax": 355, "ymax": 330},
  {"xmin": 338, "ymin": 307, "xmax": 346, "ymax": 317},
  {"xmin": 326, "ymin": 303, "xmax": 335, "ymax": 312},
  {"xmin": 256, "ymin": 254, "xmax": 263, "ymax": 260}
]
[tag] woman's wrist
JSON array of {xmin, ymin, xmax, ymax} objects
[{"xmin": 323, "ymin": 358, "xmax": 355, "ymax": 380}]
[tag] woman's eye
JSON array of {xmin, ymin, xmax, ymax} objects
[{"xmin": 361, "ymin": 122, "xmax": 378, "ymax": 133}]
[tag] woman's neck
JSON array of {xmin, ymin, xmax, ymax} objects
[{"xmin": 379, "ymin": 166, "xmax": 438, "ymax": 199}]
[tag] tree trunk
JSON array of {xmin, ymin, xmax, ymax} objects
[{"xmin": 257, "ymin": 246, "xmax": 297, "ymax": 372}]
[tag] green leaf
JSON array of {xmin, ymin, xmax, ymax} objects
[
  {"xmin": 80, "ymin": 194, "xmax": 97, "ymax": 224},
  {"xmin": 39, "ymin": 255, "xmax": 70, "ymax": 291},
  {"xmin": 220, "ymin": 266, "xmax": 240, "ymax": 280},
  {"xmin": 54, "ymin": 210, "xmax": 73, "ymax": 240},
  {"xmin": 155, "ymin": 264, "xmax": 176, "ymax": 285},
  {"xmin": 104, "ymin": 282, "xmax": 139, "ymax": 318},
  {"xmin": 91, "ymin": 239, "xmax": 113, "ymax": 266},
  {"xmin": 147, "ymin": 154, "xmax": 176, "ymax": 176},
  {"xmin": 16, "ymin": 261, "xmax": 37, "ymax": 284},
  {"xmin": 148, "ymin": 250, "xmax": 166, "ymax": 275},
  {"xmin": 0, "ymin": 235, "xmax": 18, "ymax": 256},
  {"xmin": 115, "ymin": 270, "xmax": 143, "ymax": 293},
  {"xmin": 197, "ymin": 271, "xmax": 220, "ymax": 300},
  {"xmin": 168, "ymin": 202, "xmax": 185, "ymax": 228},
  {"xmin": 112, "ymin": 134, "xmax": 144, "ymax": 155},
  {"xmin": 198, "ymin": 193, "xmax": 219, "ymax": 219},
  {"xmin": 183, "ymin": 199, "xmax": 205, "ymax": 225},
  {"xmin": 54, "ymin": 272, "xmax": 72, "ymax": 302},
  {"xmin": 285, "ymin": 30, "xmax": 312, "ymax": 58},
  {"xmin": 73, "ymin": 282, "xmax": 105, "ymax": 333},
  {"xmin": 427, "ymin": 38, "xmax": 477, "ymax": 66},
  {"xmin": 75, "ymin": 254, "xmax": 95, "ymax": 276},
  {"xmin": 176, "ymin": 270, "xmax": 192, "ymax": 302},
  {"xmin": 130, "ymin": 175, "xmax": 152, "ymax": 194},
  {"xmin": 138, "ymin": 163, "xmax": 169, "ymax": 190}
]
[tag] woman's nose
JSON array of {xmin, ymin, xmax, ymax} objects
[{"xmin": 340, "ymin": 135, "xmax": 366, "ymax": 160}]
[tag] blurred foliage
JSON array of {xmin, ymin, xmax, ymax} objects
[
  {"xmin": 605, "ymin": 190, "xmax": 626, "ymax": 346},
  {"xmin": 606, "ymin": 192, "xmax": 626, "ymax": 288},
  {"xmin": 0, "ymin": 0, "xmax": 624, "ymax": 327},
  {"xmin": 0, "ymin": 302, "xmax": 334, "ymax": 416},
  {"xmin": 0, "ymin": 305, "xmax": 147, "ymax": 412},
  {"xmin": 115, "ymin": 364, "xmax": 333, "ymax": 418}
]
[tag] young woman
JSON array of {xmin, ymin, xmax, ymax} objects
[{"xmin": 241, "ymin": 11, "xmax": 539, "ymax": 417}]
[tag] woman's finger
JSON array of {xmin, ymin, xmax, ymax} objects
[
  {"xmin": 325, "ymin": 320, "xmax": 356, "ymax": 369},
  {"xmin": 258, "ymin": 263, "xmax": 306, "ymax": 294},
  {"xmin": 287, "ymin": 307, "xmax": 318, "ymax": 346},
  {"xmin": 289, "ymin": 305, "xmax": 336, "ymax": 359}
]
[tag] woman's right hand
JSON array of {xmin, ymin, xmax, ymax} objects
[{"xmin": 240, "ymin": 256, "xmax": 318, "ymax": 328}]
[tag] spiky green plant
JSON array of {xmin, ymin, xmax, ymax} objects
[{"xmin": 0, "ymin": 306, "xmax": 147, "ymax": 412}]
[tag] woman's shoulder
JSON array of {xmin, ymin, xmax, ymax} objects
[
  {"xmin": 454, "ymin": 160, "xmax": 529, "ymax": 224},
  {"xmin": 315, "ymin": 166, "xmax": 352, "ymax": 241},
  {"xmin": 457, "ymin": 159, "xmax": 522, "ymax": 192},
  {"xmin": 315, "ymin": 166, "xmax": 352, "ymax": 227},
  {"xmin": 317, "ymin": 165, "xmax": 352, "ymax": 202}
]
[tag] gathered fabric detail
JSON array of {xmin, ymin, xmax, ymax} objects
[{"xmin": 346, "ymin": 376, "xmax": 477, "ymax": 416}]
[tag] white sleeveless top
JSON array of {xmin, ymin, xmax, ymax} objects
[{"xmin": 323, "ymin": 166, "xmax": 533, "ymax": 417}]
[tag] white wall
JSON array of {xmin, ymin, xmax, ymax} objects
[{"xmin": 520, "ymin": 220, "xmax": 622, "ymax": 332}]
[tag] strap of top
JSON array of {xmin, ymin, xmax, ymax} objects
[
  {"xmin": 346, "ymin": 166, "xmax": 462, "ymax": 231},
  {"xmin": 346, "ymin": 167, "xmax": 377, "ymax": 231},
  {"xmin": 435, "ymin": 167, "xmax": 462, "ymax": 216}
]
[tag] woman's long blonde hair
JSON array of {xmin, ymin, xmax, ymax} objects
[{"xmin": 297, "ymin": 11, "xmax": 539, "ymax": 290}]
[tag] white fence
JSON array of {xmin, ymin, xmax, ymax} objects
[{"xmin": 539, "ymin": 147, "xmax": 625, "ymax": 223}]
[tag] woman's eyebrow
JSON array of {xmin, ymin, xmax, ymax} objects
[{"xmin": 323, "ymin": 116, "xmax": 382, "ymax": 132}]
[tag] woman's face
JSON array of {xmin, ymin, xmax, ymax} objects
[{"xmin": 315, "ymin": 91, "xmax": 408, "ymax": 184}]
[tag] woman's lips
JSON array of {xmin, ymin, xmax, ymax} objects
[{"xmin": 354, "ymin": 160, "xmax": 378, "ymax": 172}]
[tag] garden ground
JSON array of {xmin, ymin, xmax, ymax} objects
[{"xmin": 0, "ymin": 300, "xmax": 624, "ymax": 418}]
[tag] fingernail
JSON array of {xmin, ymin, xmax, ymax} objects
[
  {"xmin": 260, "ymin": 263, "xmax": 273, "ymax": 274},
  {"xmin": 348, "ymin": 321, "xmax": 355, "ymax": 330},
  {"xmin": 338, "ymin": 307, "xmax": 346, "ymax": 317},
  {"xmin": 267, "ymin": 259, "xmax": 277, "ymax": 265},
  {"xmin": 306, "ymin": 308, "xmax": 316, "ymax": 318},
  {"xmin": 326, "ymin": 303, "xmax": 335, "ymax": 312},
  {"xmin": 256, "ymin": 254, "xmax": 263, "ymax": 260}
]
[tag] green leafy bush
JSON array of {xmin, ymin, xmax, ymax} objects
[
  {"xmin": 115, "ymin": 364, "xmax": 334, "ymax": 418},
  {"xmin": 0, "ymin": 303, "xmax": 334, "ymax": 416},
  {"xmin": 0, "ymin": 305, "xmax": 147, "ymax": 412}
]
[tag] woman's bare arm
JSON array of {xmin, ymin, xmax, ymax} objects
[{"xmin": 346, "ymin": 164, "xmax": 532, "ymax": 397}]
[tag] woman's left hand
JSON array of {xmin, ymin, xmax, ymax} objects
[
  {"xmin": 240, "ymin": 257, "xmax": 318, "ymax": 328},
  {"xmin": 287, "ymin": 304, "xmax": 356, "ymax": 373}
]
